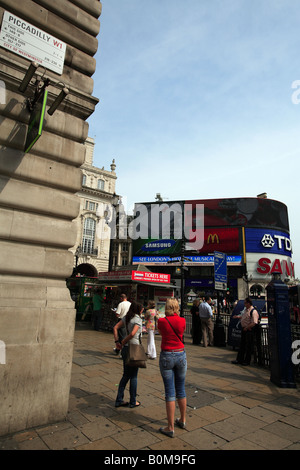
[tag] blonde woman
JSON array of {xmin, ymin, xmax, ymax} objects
[
  {"xmin": 157, "ymin": 298, "xmax": 187, "ymax": 438},
  {"xmin": 144, "ymin": 300, "xmax": 158, "ymax": 359}
]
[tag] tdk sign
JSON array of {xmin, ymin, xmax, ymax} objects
[
  {"xmin": 246, "ymin": 229, "xmax": 292, "ymax": 257},
  {"xmin": 141, "ymin": 239, "xmax": 176, "ymax": 252}
]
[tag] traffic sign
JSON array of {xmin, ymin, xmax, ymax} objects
[{"xmin": 214, "ymin": 251, "xmax": 227, "ymax": 290}]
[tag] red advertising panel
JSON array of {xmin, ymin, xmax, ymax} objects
[{"xmin": 188, "ymin": 227, "xmax": 241, "ymax": 254}]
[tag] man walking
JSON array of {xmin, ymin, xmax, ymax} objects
[
  {"xmin": 199, "ymin": 295, "xmax": 214, "ymax": 347},
  {"xmin": 114, "ymin": 294, "xmax": 131, "ymax": 354}
]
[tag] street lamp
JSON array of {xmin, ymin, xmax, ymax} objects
[{"xmin": 75, "ymin": 245, "xmax": 82, "ymax": 268}]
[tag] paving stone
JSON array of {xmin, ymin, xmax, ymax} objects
[
  {"xmin": 112, "ymin": 427, "xmax": 161, "ymax": 450},
  {"xmin": 75, "ymin": 436, "xmax": 126, "ymax": 450},
  {"xmin": 262, "ymin": 421, "xmax": 300, "ymax": 443},
  {"xmin": 40, "ymin": 427, "xmax": 90, "ymax": 450},
  {"xmin": 179, "ymin": 427, "xmax": 227, "ymax": 450},
  {"xmin": 193, "ymin": 404, "xmax": 230, "ymax": 423},
  {"xmin": 73, "ymin": 356, "xmax": 106, "ymax": 366},
  {"xmin": 219, "ymin": 437, "xmax": 266, "ymax": 450},
  {"xmin": 243, "ymin": 406, "xmax": 284, "ymax": 424},
  {"xmin": 246, "ymin": 428, "xmax": 293, "ymax": 450},
  {"xmin": 79, "ymin": 417, "xmax": 120, "ymax": 441},
  {"xmin": 203, "ymin": 420, "xmax": 250, "ymax": 441}
]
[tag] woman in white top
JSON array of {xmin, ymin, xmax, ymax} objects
[
  {"xmin": 144, "ymin": 300, "xmax": 158, "ymax": 359},
  {"xmin": 113, "ymin": 301, "xmax": 143, "ymax": 408}
]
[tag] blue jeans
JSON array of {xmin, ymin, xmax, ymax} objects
[
  {"xmin": 159, "ymin": 351, "xmax": 187, "ymax": 402},
  {"xmin": 115, "ymin": 347, "xmax": 139, "ymax": 406}
]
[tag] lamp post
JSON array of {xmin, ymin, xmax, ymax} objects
[
  {"xmin": 105, "ymin": 193, "xmax": 120, "ymax": 272},
  {"xmin": 75, "ymin": 245, "xmax": 82, "ymax": 269}
]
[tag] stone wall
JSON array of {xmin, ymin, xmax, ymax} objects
[{"xmin": 0, "ymin": 0, "xmax": 101, "ymax": 435}]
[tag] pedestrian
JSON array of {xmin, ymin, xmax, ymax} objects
[
  {"xmin": 144, "ymin": 300, "xmax": 158, "ymax": 359},
  {"xmin": 231, "ymin": 297, "xmax": 260, "ymax": 366},
  {"xmin": 113, "ymin": 293, "xmax": 131, "ymax": 354},
  {"xmin": 113, "ymin": 301, "xmax": 144, "ymax": 408},
  {"xmin": 92, "ymin": 288, "xmax": 104, "ymax": 331},
  {"xmin": 157, "ymin": 298, "xmax": 187, "ymax": 438},
  {"xmin": 191, "ymin": 298, "xmax": 202, "ymax": 345},
  {"xmin": 199, "ymin": 295, "xmax": 214, "ymax": 347}
]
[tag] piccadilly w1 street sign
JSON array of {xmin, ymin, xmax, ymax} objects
[{"xmin": 214, "ymin": 251, "xmax": 227, "ymax": 291}]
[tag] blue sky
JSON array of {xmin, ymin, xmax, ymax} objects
[{"xmin": 88, "ymin": 1, "xmax": 300, "ymax": 274}]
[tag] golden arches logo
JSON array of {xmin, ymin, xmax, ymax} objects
[{"xmin": 207, "ymin": 233, "xmax": 219, "ymax": 244}]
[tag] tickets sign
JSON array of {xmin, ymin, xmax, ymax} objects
[{"xmin": 131, "ymin": 271, "xmax": 171, "ymax": 283}]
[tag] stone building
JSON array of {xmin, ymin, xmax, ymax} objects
[
  {"xmin": 72, "ymin": 137, "xmax": 118, "ymax": 275},
  {"xmin": 0, "ymin": 0, "xmax": 101, "ymax": 435}
]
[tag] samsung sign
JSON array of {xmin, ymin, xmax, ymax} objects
[
  {"xmin": 141, "ymin": 239, "xmax": 176, "ymax": 252},
  {"xmin": 245, "ymin": 228, "xmax": 292, "ymax": 257}
]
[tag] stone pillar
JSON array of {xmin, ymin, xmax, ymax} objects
[{"xmin": 0, "ymin": 0, "xmax": 101, "ymax": 435}]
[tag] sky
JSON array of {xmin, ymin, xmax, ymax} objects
[{"xmin": 87, "ymin": 0, "xmax": 300, "ymax": 275}]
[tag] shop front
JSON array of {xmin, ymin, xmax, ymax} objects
[{"xmin": 97, "ymin": 267, "xmax": 175, "ymax": 331}]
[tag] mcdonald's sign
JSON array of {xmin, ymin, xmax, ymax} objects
[
  {"xmin": 197, "ymin": 228, "xmax": 240, "ymax": 254},
  {"xmin": 207, "ymin": 233, "xmax": 219, "ymax": 244}
]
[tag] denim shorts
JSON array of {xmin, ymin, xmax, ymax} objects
[{"xmin": 159, "ymin": 350, "xmax": 187, "ymax": 402}]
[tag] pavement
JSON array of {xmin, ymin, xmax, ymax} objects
[{"xmin": 1, "ymin": 322, "xmax": 299, "ymax": 452}]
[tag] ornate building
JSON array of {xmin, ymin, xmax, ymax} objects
[{"xmin": 71, "ymin": 137, "xmax": 118, "ymax": 275}]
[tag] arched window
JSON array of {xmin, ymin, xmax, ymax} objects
[
  {"xmin": 82, "ymin": 218, "xmax": 96, "ymax": 254},
  {"xmin": 250, "ymin": 284, "xmax": 264, "ymax": 298}
]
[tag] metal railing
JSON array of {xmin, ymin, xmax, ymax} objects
[{"xmin": 183, "ymin": 310, "xmax": 300, "ymax": 380}]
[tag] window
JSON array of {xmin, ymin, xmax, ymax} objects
[
  {"xmin": 82, "ymin": 218, "xmax": 96, "ymax": 254},
  {"xmin": 82, "ymin": 174, "xmax": 87, "ymax": 185},
  {"xmin": 97, "ymin": 179, "xmax": 105, "ymax": 190}
]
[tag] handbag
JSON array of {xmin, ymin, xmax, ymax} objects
[{"xmin": 125, "ymin": 331, "xmax": 147, "ymax": 368}]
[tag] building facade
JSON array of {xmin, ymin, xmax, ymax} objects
[
  {"xmin": 71, "ymin": 137, "xmax": 118, "ymax": 276},
  {"xmin": 0, "ymin": 0, "xmax": 101, "ymax": 435}
]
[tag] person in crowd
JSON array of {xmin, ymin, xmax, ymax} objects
[
  {"xmin": 144, "ymin": 300, "xmax": 158, "ymax": 359},
  {"xmin": 113, "ymin": 293, "xmax": 131, "ymax": 354},
  {"xmin": 231, "ymin": 297, "xmax": 259, "ymax": 366},
  {"xmin": 92, "ymin": 288, "xmax": 104, "ymax": 331},
  {"xmin": 199, "ymin": 295, "xmax": 214, "ymax": 347},
  {"xmin": 113, "ymin": 301, "xmax": 144, "ymax": 408},
  {"xmin": 191, "ymin": 298, "xmax": 202, "ymax": 345},
  {"xmin": 157, "ymin": 298, "xmax": 187, "ymax": 438}
]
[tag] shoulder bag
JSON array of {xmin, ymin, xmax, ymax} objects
[{"xmin": 125, "ymin": 321, "xmax": 147, "ymax": 368}]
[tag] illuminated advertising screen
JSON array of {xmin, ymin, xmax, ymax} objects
[
  {"xmin": 185, "ymin": 198, "xmax": 289, "ymax": 231},
  {"xmin": 131, "ymin": 198, "xmax": 289, "ymax": 265},
  {"xmin": 245, "ymin": 228, "xmax": 292, "ymax": 257}
]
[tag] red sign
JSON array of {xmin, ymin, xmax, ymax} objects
[
  {"xmin": 257, "ymin": 257, "xmax": 295, "ymax": 277},
  {"xmin": 131, "ymin": 271, "xmax": 171, "ymax": 283},
  {"xmin": 187, "ymin": 227, "xmax": 240, "ymax": 254}
]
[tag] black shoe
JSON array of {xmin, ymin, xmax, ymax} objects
[
  {"xmin": 241, "ymin": 362, "xmax": 250, "ymax": 366},
  {"xmin": 231, "ymin": 360, "xmax": 241, "ymax": 364}
]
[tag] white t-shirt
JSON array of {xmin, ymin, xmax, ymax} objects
[{"xmin": 116, "ymin": 300, "xmax": 131, "ymax": 319}]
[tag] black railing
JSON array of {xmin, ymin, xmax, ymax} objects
[{"xmin": 183, "ymin": 310, "xmax": 300, "ymax": 380}]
